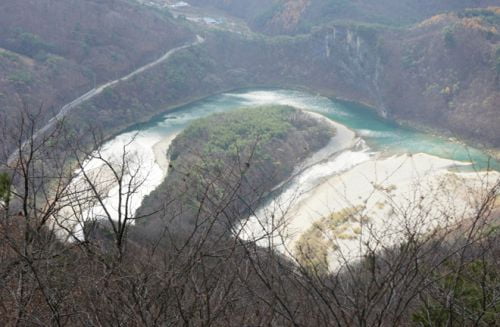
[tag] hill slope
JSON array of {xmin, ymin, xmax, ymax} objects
[
  {"xmin": 0, "ymin": 0, "xmax": 192, "ymax": 153},
  {"xmin": 69, "ymin": 8, "xmax": 500, "ymax": 148},
  {"xmin": 136, "ymin": 106, "xmax": 335, "ymax": 239},
  {"xmin": 188, "ymin": 0, "xmax": 500, "ymax": 34}
]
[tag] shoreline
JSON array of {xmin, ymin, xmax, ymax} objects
[
  {"xmin": 236, "ymin": 112, "xmax": 370, "ymax": 249},
  {"xmin": 152, "ymin": 133, "xmax": 179, "ymax": 175},
  {"xmin": 300, "ymin": 110, "xmax": 359, "ymax": 165},
  {"xmin": 97, "ymin": 86, "xmax": 499, "ymax": 174},
  {"xmin": 53, "ymin": 131, "xmax": 180, "ymax": 241},
  {"xmin": 288, "ymin": 153, "xmax": 499, "ymax": 268},
  {"xmin": 265, "ymin": 110, "xmax": 362, "ymax": 195},
  {"xmin": 237, "ymin": 113, "xmax": 500, "ymax": 270}
]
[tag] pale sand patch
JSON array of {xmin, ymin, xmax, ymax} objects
[
  {"xmin": 236, "ymin": 110, "xmax": 367, "ymax": 245},
  {"xmin": 152, "ymin": 133, "xmax": 179, "ymax": 174},
  {"xmin": 53, "ymin": 132, "xmax": 180, "ymax": 241},
  {"xmin": 241, "ymin": 149, "xmax": 499, "ymax": 270},
  {"xmin": 286, "ymin": 154, "xmax": 466, "ymax": 239},
  {"xmin": 302, "ymin": 111, "xmax": 358, "ymax": 165},
  {"xmin": 52, "ymin": 163, "xmax": 122, "ymax": 241},
  {"xmin": 288, "ymin": 153, "xmax": 499, "ymax": 268}
]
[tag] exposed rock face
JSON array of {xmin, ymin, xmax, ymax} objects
[
  {"xmin": 303, "ymin": 14, "xmax": 500, "ymax": 146},
  {"xmin": 69, "ymin": 10, "xmax": 499, "ymax": 149},
  {"xmin": 3, "ymin": 0, "xmax": 497, "ymax": 155},
  {"xmin": 172, "ymin": 2, "xmax": 499, "ymax": 146}
]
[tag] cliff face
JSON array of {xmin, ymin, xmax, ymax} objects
[
  {"xmin": 68, "ymin": 10, "xmax": 499, "ymax": 148},
  {"xmin": 4, "ymin": 1, "xmax": 497, "ymax": 153},
  {"xmin": 206, "ymin": 10, "xmax": 500, "ymax": 146},
  {"xmin": 300, "ymin": 11, "xmax": 500, "ymax": 146}
]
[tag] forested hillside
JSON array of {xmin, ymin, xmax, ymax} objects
[
  {"xmin": 0, "ymin": 1, "xmax": 499, "ymax": 325},
  {"xmin": 381, "ymin": 9, "xmax": 500, "ymax": 146},
  {"xmin": 68, "ymin": 8, "xmax": 500, "ymax": 148},
  {"xmin": 188, "ymin": 0, "xmax": 500, "ymax": 34},
  {"xmin": 0, "ymin": 0, "xmax": 192, "ymax": 155},
  {"xmin": 136, "ymin": 106, "xmax": 335, "ymax": 239}
]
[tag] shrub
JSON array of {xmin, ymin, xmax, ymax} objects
[
  {"xmin": 0, "ymin": 173, "xmax": 10, "ymax": 204},
  {"xmin": 0, "ymin": 50, "xmax": 18, "ymax": 61},
  {"xmin": 495, "ymin": 46, "xmax": 500, "ymax": 74},
  {"xmin": 12, "ymin": 30, "xmax": 56, "ymax": 58},
  {"xmin": 443, "ymin": 26, "xmax": 456, "ymax": 48},
  {"xmin": 412, "ymin": 260, "xmax": 500, "ymax": 326},
  {"xmin": 8, "ymin": 70, "xmax": 33, "ymax": 85}
]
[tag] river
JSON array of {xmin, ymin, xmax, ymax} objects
[
  {"xmin": 63, "ymin": 89, "xmax": 499, "ymax": 261},
  {"xmin": 113, "ymin": 88, "xmax": 498, "ymax": 175}
]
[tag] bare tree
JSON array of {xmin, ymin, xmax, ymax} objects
[{"xmin": 0, "ymin": 107, "xmax": 499, "ymax": 326}]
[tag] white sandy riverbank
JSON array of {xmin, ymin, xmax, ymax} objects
[
  {"xmin": 237, "ymin": 115, "xmax": 500, "ymax": 271},
  {"xmin": 152, "ymin": 133, "xmax": 178, "ymax": 173},
  {"xmin": 53, "ymin": 131, "xmax": 180, "ymax": 241}
]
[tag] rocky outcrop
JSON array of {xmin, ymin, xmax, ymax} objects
[
  {"xmin": 8, "ymin": 1, "xmax": 495, "ymax": 158},
  {"xmin": 68, "ymin": 8, "xmax": 498, "ymax": 150}
]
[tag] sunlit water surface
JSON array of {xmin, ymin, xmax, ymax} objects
[{"xmin": 73, "ymin": 89, "xmax": 498, "ymax": 235}]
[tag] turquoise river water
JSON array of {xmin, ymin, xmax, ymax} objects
[
  {"xmin": 66, "ymin": 88, "xmax": 498, "ymax": 238},
  {"xmin": 125, "ymin": 89, "xmax": 499, "ymax": 172}
]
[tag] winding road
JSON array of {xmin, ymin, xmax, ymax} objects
[{"xmin": 8, "ymin": 35, "xmax": 205, "ymax": 164}]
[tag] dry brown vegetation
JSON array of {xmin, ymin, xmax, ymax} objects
[
  {"xmin": 1, "ymin": 1, "xmax": 499, "ymax": 325},
  {"xmin": 0, "ymin": 110, "xmax": 499, "ymax": 326},
  {"xmin": 0, "ymin": 0, "xmax": 192, "ymax": 157}
]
